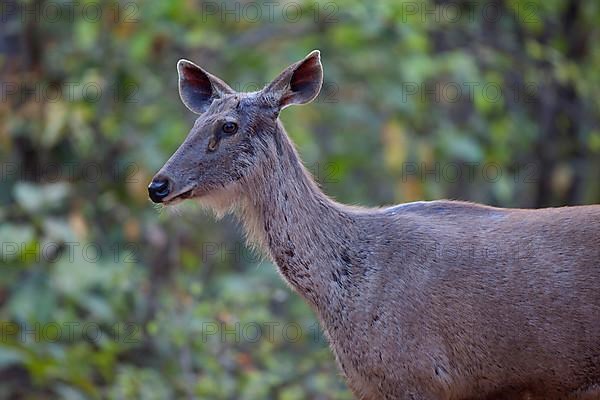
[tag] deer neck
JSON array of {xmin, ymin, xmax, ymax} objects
[{"xmin": 237, "ymin": 124, "xmax": 358, "ymax": 310}]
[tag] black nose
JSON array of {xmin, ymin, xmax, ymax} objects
[{"xmin": 148, "ymin": 178, "xmax": 171, "ymax": 203}]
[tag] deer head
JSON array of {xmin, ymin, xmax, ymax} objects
[{"xmin": 148, "ymin": 50, "xmax": 323, "ymax": 209}]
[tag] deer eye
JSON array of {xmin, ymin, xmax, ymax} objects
[{"xmin": 222, "ymin": 122, "xmax": 238, "ymax": 134}]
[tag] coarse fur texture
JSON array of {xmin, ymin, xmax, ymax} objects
[{"xmin": 151, "ymin": 51, "xmax": 600, "ymax": 400}]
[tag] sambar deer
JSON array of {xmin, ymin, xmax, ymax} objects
[{"xmin": 149, "ymin": 50, "xmax": 600, "ymax": 399}]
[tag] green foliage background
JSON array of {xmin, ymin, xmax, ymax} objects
[{"xmin": 0, "ymin": 0, "xmax": 599, "ymax": 398}]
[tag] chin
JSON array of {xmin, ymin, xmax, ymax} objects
[{"xmin": 192, "ymin": 182, "xmax": 243, "ymax": 219}]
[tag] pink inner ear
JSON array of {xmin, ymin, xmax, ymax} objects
[
  {"xmin": 290, "ymin": 57, "xmax": 320, "ymax": 93},
  {"xmin": 182, "ymin": 65, "xmax": 212, "ymax": 97}
]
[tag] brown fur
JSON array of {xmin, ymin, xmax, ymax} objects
[{"xmin": 151, "ymin": 51, "xmax": 600, "ymax": 400}]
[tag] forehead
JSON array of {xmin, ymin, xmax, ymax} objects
[{"xmin": 205, "ymin": 91, "xmax": 264, "ymax": 115}]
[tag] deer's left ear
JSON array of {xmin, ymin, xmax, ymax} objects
[
  {"xmin": 263, "ymin": 50, "xmax": 323, "ymax": 110},
  {"xmin": 177, "ymin": 59, "xmax": 234, "ymax": 114}
]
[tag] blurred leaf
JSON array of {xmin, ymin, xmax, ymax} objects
[{"xmin": 14, "ymin": 182, "xmax": 71, "ymax": 214}]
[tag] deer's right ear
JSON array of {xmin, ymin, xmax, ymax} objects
[{"xmin": 177, "ymin": 59, "xmax": 234, "ymax": 114}]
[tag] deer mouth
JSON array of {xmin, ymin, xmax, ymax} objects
[{"xmin": 163, "ymin": 187, "xmax": 196, "ymax": 205}]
